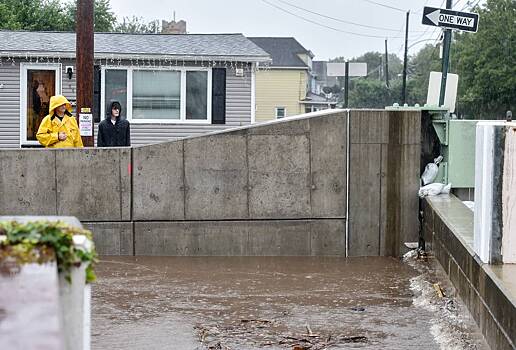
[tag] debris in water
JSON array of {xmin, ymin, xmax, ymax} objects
[
  {"xmin": 351, "ymin": 306, "xmax": 366, "ymax": 312},
  {"xmin": 432, "ymin": 283, "xmax": 445, "ymax": 298},
  {"xmin": 303, "ymin": 324, "xmax": 319, "ymax": 337}
]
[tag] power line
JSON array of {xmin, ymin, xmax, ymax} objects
[
  {"xmin": 275, "ymin": 0, "xmax": 425, "ymax": 32},
  {"xmin": 261, "ymin": 0, "xmax": 412, "ymax": 39},
  {"xmin": 361, "ymin": 0, "xmax": 422, "ymax": 15}
]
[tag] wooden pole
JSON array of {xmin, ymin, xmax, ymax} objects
[
  {"xmin": 76, "ymin": 0, "xmax": 94, "ymax": 147},
  {"xmin": 384, "ymin": 39, "xmax": 390, "ymax": 88}
]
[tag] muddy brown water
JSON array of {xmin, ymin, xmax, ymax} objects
[{"xmin": 92, "ymin": 256, "xmax": 489, "ymax": 350}]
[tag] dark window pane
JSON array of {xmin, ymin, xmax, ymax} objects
[
  {"xmin": 105, "ymin": 70, "xmax": 127, "ymax": 118},
  {"xmin": 186, "ymin": 71, "xmax": 208, "ymax": 120}
]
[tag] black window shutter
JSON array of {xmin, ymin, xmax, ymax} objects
[
  {"xmin": 93, "ymin": 65, "xmax": 101, "ymax": 123},
  {"xmin": 211, "ymin": 68, "xmax": 226, "ymax": 124}
]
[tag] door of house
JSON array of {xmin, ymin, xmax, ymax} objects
[{"xmin": 20, "ymin": 64, "xmax": 61, "ymax": 146}]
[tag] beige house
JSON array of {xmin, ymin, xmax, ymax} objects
[{"xmin": 250, "ymin": 37, "xmax": 335, "ymax": 122}]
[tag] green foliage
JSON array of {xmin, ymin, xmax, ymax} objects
[
  {"xmin": 0, "ymin": 0, "xmax": 69, "ymax": 31},
  {"xmin": 62, "ymin": 0, "xmax": 116, "ymax": 32},
  {"xmin": 452, "ymin": 0, "xmax": 516, "ymax": 118},
  {"xmin": 329, "ymin": 51, "xmax": 403, "ymax": 81},
  {"xmin": 113, "ymin": 16, "xmax": 160, "ymax": 34},
  {"xmin": 348, "ymin": 79, "xmax": 393, "ymax": 108},
  {"xmin": 347, "ymin": 79, "xmax": 419, "ymax": 108},
  {"xmin": 407, "ymin": 44, "xmax": 441, "ymax": 105},
  {"xmin": 0, "ymin": 221, "xmax": 98, "ymax": 284},
  {"xmin": 0, "ymin": 0, "xmax": 117, "ymax": 32}
]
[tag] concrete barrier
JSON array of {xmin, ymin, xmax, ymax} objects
[
  {"xmin": 474, "ymin": 121, "xmax": 516, "ymax": 263},
  {"xmin": 422, "ymin": 195, "xmax": 516, "ymax": 350},
  {"xmin": 0, "ymin": 216, "xmax": 91, "ymax": 350},
  {"xmin": 0, "ymin": 109, "xmax": 420, "ymax": 257}
]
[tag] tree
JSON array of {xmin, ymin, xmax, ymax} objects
[
  {"xmin": 348, "ymin": 79, "xmax": 393, "ymax": 108},
  {"xmin": 0, "ymin": 0, "xmax": 116, "ymax": 32},
  {"xmin": 329, "ymin": 51, "xmax": 403, "ymax": 82},
  {"xmin": 407, "ymin": 44, "xmax": 441, "ymax": 105},
  {"xmin": 113, "ymin": 16, "xmax": 160, "ymax": 34},
  {"xmin": 452, "ymin": 0, "xmax": 516, "ymax": 118},
  {"xmin": 0, "ymin": 0, "xmax": 69, "ymax": 31},
  {"xmin": 63, "ymin": 0, "xmax": 116, "ymax": 32}
]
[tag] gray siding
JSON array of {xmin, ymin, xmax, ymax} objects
[
  {"xmin": 0, "ymin": 62, "xmax": 20, "ymax": 148},
  {"xmin": 0, "ymin": 58, "xmax": 252, "ymax": 148}
]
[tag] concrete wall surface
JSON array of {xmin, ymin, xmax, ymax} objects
[
  {"xmin": 423, "ymin": 195, "xmax": 516, "ymax": 350},
  {"xmin": 1, "ymin": 109, "xmax": 420, "ymax": 257},
  {"xmin": 474, "ymin": 121, "xmax": 516, "ymax": 264}
]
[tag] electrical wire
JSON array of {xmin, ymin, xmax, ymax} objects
[
  {"xmin": 261, "ymin": 0, "xmax": 411, "ymax": 39},
  {"xmin": 275, "ymin": 0, "xmax": 426, "ymax": 32},
  {"xmin": 361, "ymin": 0, "xmax": 422, "ymax": 15}
]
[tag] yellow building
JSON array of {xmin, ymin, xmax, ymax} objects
[{"xmin": 250, "ymin": 37, "xmax": 334, "ymax": 122}]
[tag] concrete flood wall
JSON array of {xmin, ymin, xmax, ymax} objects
[
  {"xmin": 422, "ymin": 195, "xmax": 516, "ymax": 350},
  {"xmin": 0, "ymin": 109, "xmax": 420, "ymax": 257}
]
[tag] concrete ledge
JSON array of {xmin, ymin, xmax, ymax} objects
[
  {"xmin": 423, "ymin": 194, "xmax": 516, "ymax": 350},
  {"xmin": 133, "ymin": 219, "xmax": 346, "ymax": 256}
]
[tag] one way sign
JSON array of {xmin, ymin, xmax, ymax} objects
[{"xmin": 422, "ymin": 6, "xmax": 479, "ymax": 32}]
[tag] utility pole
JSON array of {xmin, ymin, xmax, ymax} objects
[
  {"xmin": 76, "ymin": 0, "xmax": 94, "ymax": 147},
  {"xmin": 401, "ymin": 11, "xmax": 409, "ymax": 104},
  {"xmin": 439, "ymin": 0, "xmax": 453, "ymax": 107},
  {"xmin": 344, "ymin": 61, "xmax": 349, "ymax": 108},
  {"xmin": 384, "ymin": 39, "xmax": 390, "ymax": 88}
]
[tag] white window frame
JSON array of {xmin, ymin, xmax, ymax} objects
[
  {"xmin": 19, "ymin": 63, "xmax": 62, "ymax": 146},
  {"xmin": 101, "ymin": 66, "xmax": 212, "ymax": 124},
  {"xmin": 275, "ymin": 107, "xmax": 286, "ymax": 119}
]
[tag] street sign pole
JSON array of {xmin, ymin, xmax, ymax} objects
[
  {"xmin": 344, "ymin": 61, "xmax": 349, "ymax": 108},
  {"xmin": 422, "ymin": 4, "xmax": 479, "ymax": 107},
  {"xmin": 439, "ymin": 0, "xmax": 453, "ymax": 107}
]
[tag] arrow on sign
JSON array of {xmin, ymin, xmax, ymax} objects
[
  {"xmin": 425, "ymin": 9, "xmax": 440, "ymax": 26},
  {"xmin": 422, "ymin": 6, "xmax": 479, "ymax": 33}
]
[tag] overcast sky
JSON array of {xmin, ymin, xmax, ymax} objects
[{"xmin": 107, "ymin": 0, "xmax": 482, "ymax": 60}]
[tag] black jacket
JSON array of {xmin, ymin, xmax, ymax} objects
[{"xmin": 97, "ymin": 117, "xmax": 130, "ymax": 147}]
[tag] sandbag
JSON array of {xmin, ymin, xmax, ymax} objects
[{"xmin": 421, "ymin": 155, "xmax": 444, "ymax": 185}]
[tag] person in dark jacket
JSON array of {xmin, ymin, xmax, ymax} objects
[{"xmin": 97, "ymin": 101, "xmax": 130, "ymax": 147}]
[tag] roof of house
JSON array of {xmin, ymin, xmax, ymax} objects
[
  {"xmin": 300, "ymin": 92, "xmax": 338, "ymax": 105},
  {"xmin": 248, "ymin": 37, "xmax": 313, "ymax": 68},
  {"xmin": 0, "ymin": 31, "xmax": 271, "ymax": 62}
]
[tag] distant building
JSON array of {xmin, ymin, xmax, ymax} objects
[
  {"xmin": 312, "ymin": 61, "xmax": 339, "ymax": 95},
  {"xmin": 162, "ymin": 19, "xmax": 186, "ymax": 34},
  {"xmin": 249, "ymin": 37, "xmax": 336, "ymax": 122}
]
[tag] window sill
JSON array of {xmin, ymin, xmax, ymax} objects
[{"xmin": 129, "ymin": 119, "xmax": 212, "ymax": 125}]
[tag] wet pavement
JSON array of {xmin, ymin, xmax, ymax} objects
[{"xmin": 92, "ymin": 256, "xmax": 489, "ymax": 350}]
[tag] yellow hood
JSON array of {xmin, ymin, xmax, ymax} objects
[{"xmin": 48, "ymin": 95, "xmax": 72, "ymax": 116}]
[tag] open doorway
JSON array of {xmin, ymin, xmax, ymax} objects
[{"xmin": 20, "ymin": 64, "xmax": 61, "ymax": 146}]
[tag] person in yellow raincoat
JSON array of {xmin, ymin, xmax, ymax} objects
[{"xmin": 36, "ymin": 95, "xmax": 83, "ymax": 148}]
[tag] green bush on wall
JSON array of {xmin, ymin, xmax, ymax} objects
[{"xmin": 0, "ymin": 221, "xmax": 98, "ymax": 283}]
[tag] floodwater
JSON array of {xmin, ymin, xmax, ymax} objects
[{"xmin": 92, "ymin": 256, "xmax": 489, "ymax": 350}]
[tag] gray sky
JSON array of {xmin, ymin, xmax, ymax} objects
[{"xmin": 108, "ymin": 0, "xmax": 482, "ymax": 60}]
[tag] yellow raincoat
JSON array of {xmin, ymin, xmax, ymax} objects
[{"xmin": 36, "ymin": 95, "xmax": 83, "ymax": 148}]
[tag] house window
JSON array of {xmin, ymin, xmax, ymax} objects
[
  {"xmin": 186, "ymin": 71, "xmax": 208, "ymax": 120},
  {"xmin": 133, "ymin": 70, "xmax": 180, "ymax": 120},
  {"xmin": 101, "ymin": 67, "xmax": 212, "ymax": 123},
  {"xmin": 104, "ymin": 69, "xmax": 127, "ymax": 119},
  {"xmin": 275, "ymin": 107, "xmax": 286, "ymax": 119}
]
